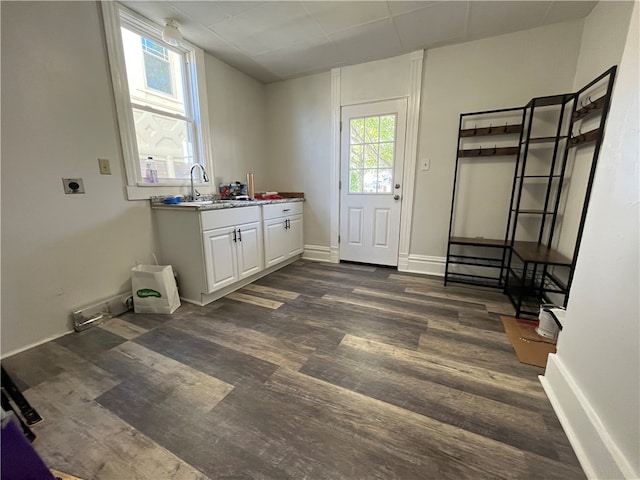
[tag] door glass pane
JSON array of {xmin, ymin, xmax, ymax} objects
[
  {"xmin": 364, "ymin": 144, "xmax": 378, "ymax": 168},
  {"xmin": 365, "ymin": 117, "xmax": 379, "ymax": 143},
  {"xmin": 380, "ymin": 115, "xmax": 395, "ymax": 142},
  {"xmin": 350, "ymin": 145, "xmax": 363, "ymax": 169},
  {"xmin": 350, "ymin": 118, "xmax": 364, "ymax": 144},
  {"xmin": 363, "ymin": 169, "xmax": 378, "ymax": 193},
  {"xmin": 350, "ymin": 169, "xmax": 362, "ymax": 192},
  {"xmin": 348, "ymin": 113, "xmax": 397, "ymax": 193},
  {"xmin": 379, "ymin": 142, "xmax": 393, "ymax": 168},
  {"xmin": 377, "ymin": 169, "xmax": 393, "ymax": 192}
]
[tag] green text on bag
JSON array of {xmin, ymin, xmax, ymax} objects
[{"xmin": 137, "ymin": 289, "xmax": 162, "ymax": 298}]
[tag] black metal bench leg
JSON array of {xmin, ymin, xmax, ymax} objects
[
  {"xmin": 1, "ymin": 389, "xmax": 36, "ymax": 443},
  {"xmin": 1, "ymin": 366, "xmax": 42, "ymax": 425}
]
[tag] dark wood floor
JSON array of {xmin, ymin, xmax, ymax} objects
[{"xmin": 2, "ymin": 260, "xmax": 584, "ymax": 479}]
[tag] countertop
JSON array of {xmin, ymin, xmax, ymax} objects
[{"xmin": 151, "ymin": 197, "xmax": 304, "ymax": 211}]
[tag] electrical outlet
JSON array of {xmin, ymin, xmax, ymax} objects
[
  {"xmin": 98, "ymin": 158, "xmax": 111, "ymax": 175},
  {"xmin": 62, "ymin": 178, "xmax": 85, "ymax": 194},
  {"xmin": 421, "ymin": 158, "xmax": 430, "ymax": 171}
]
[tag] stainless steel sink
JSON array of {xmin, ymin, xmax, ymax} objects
[{"xmin": 174, "ymin": 200, "xmax": 214, "ymax": 206}]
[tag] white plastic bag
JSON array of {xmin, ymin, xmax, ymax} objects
[{"xmin": 131, "ymin": 265, "xmax": 180, "ymax": 314}]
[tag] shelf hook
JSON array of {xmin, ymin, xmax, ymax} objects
[
  {"xmin": 503, "ymin": 122, "xmax": 508, "ymax": 133},
  {"xmin": 493, "ymin": 145, "xmax": 497, "ymax": 154},
  {"xmin": 473, "ymin": 125, "xmax": 477, "ymax": 135},
  {"xmin": 487, "ymin": 123, "xmax": 492, "ymax": 134}
]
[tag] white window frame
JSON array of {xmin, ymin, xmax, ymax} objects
[{"xmin": 102, "ymin": 1, "xmax": 213, "ymax": 200}]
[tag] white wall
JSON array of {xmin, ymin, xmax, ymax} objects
[
  {"xmin": 412, "ymin": 20, "xmax": 584, "ymax": 258},
  {"xmin": 340, "ymin": 54, "xmax": 413, "ymax": 105},
  {"xmin": 0, "ymin": 1, "xmax": 269, "ymax": 355},
  {"xmin": 206, "ymin": 55, "xmax": 268, "ymax": 190},
  {"xmin": 265, "ymin": 72, "xmax": 332, "ymax": 248},
  {"xmin": 542, "ymin": 3, "xmax": 639, "ymax": 479},
  {"xmin": 0, "ymin": 2, "xmax": 156, "ymax": 354},
  {"xmin": 553, "ymin": 1, "xmax": 634, "ymax": 261}
]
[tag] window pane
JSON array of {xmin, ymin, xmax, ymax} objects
[
  {"xmin": 350, "ymin": 145, "xmax": 363, "ymax": 169},
  {"xmin": 380, "ymin": 115, "xmax": 396, "ymax": 142},
  {"xmin": 363, "ymin": 169, "xmax": 378, "ymax": 193},
  {"xmin": 350, "ymin": 118, "xmax": 364, "ymax": 144},
  {"xmin": 349, "ymin": 169, "xmax": 362, "ymax": 193},
  {"xmin": 377, "ymin": 169, "xmax": 393, "ymax": 193},
  {"xmin": 143, "ymin": 51, "xmax": 173, "ymax": 95},
  {"xmin": 347, "ymin": 112, "xmax": 397, "ymax": 195},
  {"xmin": 121, "ymin": 27, "xmax": 186, "ymax": 116},
  {"xmin": 364, "ymin": 144, "xmax": 378, "ymax": 168},
  {"xmin": 365, "ymin": 117, "xmax": 379, "ymax": 143},
  {"xmin": 379, "ymin": 142, "xmax": 394, "ymax": 168},
  {"xmin": 133, "ymin": 108, "xmax": 194, "ymax": 181}
]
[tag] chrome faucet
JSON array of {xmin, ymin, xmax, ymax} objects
[{"xmin": 190, "ymin": 164, "xmax": 209, "ymax": 201}]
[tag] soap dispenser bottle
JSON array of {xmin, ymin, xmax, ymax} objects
[{"xmin": 145, "ymin": 157, "xmax": 158, "ymax": 183}]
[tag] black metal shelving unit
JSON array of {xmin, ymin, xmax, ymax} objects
[
  {"xmin": 445, "ymin": 67, "xmax": 618, "ymax": 318},
  {"xmin": 504, "ymin": 93, "xmax": 575, "ymax": 316},
  {"xmin": 445, "ymin": 106, "xmax": 525, "ymax": 289}
]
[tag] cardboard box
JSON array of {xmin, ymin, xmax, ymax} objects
[{"xmin": 501, "ymin": 316, "xmax": 556, "ymax": 368}]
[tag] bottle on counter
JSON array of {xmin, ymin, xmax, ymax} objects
[{"xmin": 145, "ymin": 156, "xmax": 158, "ymax": 183}]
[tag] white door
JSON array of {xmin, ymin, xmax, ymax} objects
[
  {"xmin": 286, "ymin": 214, "xmax": 304, "ymax": 257},
  {"xmin": 236, "ymin": 221, "xmax": 263, "ymax": 279},
  {"xmin": 340, "ymin": 99, "xmax": 407, "ymax": 266},
  {"xmin": 263, "ymin": 217, "xmax": 288, "ymax": 267},
  {"xmin": 203, "ymin": 226, "xmax": 238, "ymax": 292}
]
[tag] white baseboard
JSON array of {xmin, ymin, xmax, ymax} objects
[
  {"xmin": 399, "ymin": 254, "xmax": 446, "ymax": 276},
  {"xmin": 540, "ymin": 354, "xmax": 638, "ymax": 480},
  {"xmin": 1, "ymin": 329, "xmax": 73, "ymax": 360},
  {"xmin": 302, "ymin": 244, "xmax": 332, "ymax": 262}
]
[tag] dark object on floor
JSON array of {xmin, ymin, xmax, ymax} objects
[
  {"xmin": 1, "ymin": 366, "xmax": 43, "ymax": 425},
  {"xmin": 501, "ymin": 316, "xmax": 556, "ymax": 367},
  {"xmin": 1, "ymin": 412, "xmax": 55, "ymax": 480}
]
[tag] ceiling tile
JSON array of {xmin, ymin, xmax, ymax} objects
[
  {"xmin": 230, "ymin": 2, "xmax": 312, "ymax": 33},
  {"xmin": 393, "ymin": 1, "xmax": 468, "ymax": 50},
  {"xmin": 120, "ymin": 1, "xmax": 186, "ymax": 26},
  {"xmin": 466, "ymin": 1, "xmax": 552, "ymax": 39},
  {"xmin": 211, "ymin": 15, "xmax": 325, "ymax": 56},
  {"xmin": 329, "ymin": 19, "xmax": 404, "ymax": 66},
  {"xmin": 302, "ymin": 1, "xmax": 391, "ymax": 35},
  {"xmin": 169, "ymin": 1, "xmax": 263, "ymax": 26},
  {"xmin": 387, "ymin": 1, "xmax": 440, "ymax": 16},
  {"xmin": 253, "ymin": 36, "xmax": 346, "ymax": 78}
]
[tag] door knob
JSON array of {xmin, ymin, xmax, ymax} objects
[
  {"xmin": 393, "ymin": 194, "xmax": 400, "ymax": 200},
  {"xmin": 395, "ymin": 184, "xmax": 401, "ymax": 189}
]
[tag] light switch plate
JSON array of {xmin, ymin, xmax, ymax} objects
[
  {"xmin": 420, "ymin": 158, "xmax": 430, "ymax": 171},
  {"xmin": 98, "ymin": 158, "xmax": 111, "ymax": 175},
  {"xmin": 62, "ymin": 178, "xmax": 85, "ymax": 194}
]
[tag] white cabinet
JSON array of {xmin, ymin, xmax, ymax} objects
[
  {"xmin": 263, "ymin": 202, "xmax": 304, "ymax": 268},
  {"xmin": 201, "ymin": 208, "xmax": 263, "ymax": 293},
  {"xmin": 202, "ymin": 221, "xmax": 262, "ymax": 292},
  {"xmin": 154, "ymin": 201, "xmax": 302, "ymax": 306}
]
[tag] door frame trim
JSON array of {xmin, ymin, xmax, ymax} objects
[{"xmin": 329, "ymin": 50, "xmax": 424, "ymax": 267}]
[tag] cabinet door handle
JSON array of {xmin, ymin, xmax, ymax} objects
[
  {"xmin": 283, "ymin": 208, "xmax": 291, "ymax": 212},
  {"xmin": 287, "ymin": 219, "xmax": 291, "ymax": 229},
  {"xmin": 233, "ymin": 229, "xmax": 237, "ymax": 242},
  {"xmin": 284, "ymin": 219, "xmax": 288, "ymax": 229},
  {"xmin": 237, "ymin": 228, "xmax": 242, "ymax": 241}
]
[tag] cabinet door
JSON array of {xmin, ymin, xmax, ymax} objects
[
  {"xmin": 203, "ymin": 226, "xmax": 238, "ymax": 292},
  {"xmin": 236, "ymin": 221, "xmax": 263, "ymax": 279},
  {"xmin": 287, "ymin": 214, "xmax": 304, "ymax": 257},
  {"xmin": 263, "ymin": 217, "xmax": 288, "ymax": 267}
]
